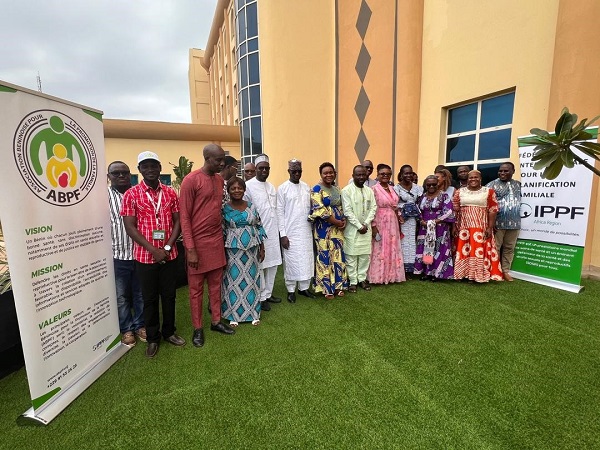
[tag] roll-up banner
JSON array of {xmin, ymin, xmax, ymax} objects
[
  {"xmin": 513, "ymin": 128, "xmax": 597, "ymax": 293},
  {"xmin": 0, "ymin": 80, "xmax": 128, "ymax": 425}
]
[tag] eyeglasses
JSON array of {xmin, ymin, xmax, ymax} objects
[
  {"xmin": 379, "ymin": 173, "xmax": 392, "ymax": 177},
  {"xmin": 289, "ymin": 169, "xmax": 302, "ymax": 174},
  {"xmin": 425, "ymin": 183, "xmax": 438, "ymax": 187},
  {"xmin": 109, "ymin": 170, "xmax": 130, "ymax": 177}
]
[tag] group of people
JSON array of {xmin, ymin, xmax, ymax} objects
[{"xmin": 108, "ymin": 146, "xmax": 521, "ymax": 359}]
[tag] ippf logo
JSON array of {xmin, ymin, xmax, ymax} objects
[
  {"xmin": 520, "ymin": 203, "xmax": 585, "ymax": 220},
  {"xmin": 13, "ymin": 110, "xmax": 97, "ymax": 206}
]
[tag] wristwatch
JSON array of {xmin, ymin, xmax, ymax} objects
[{"xmin": 163, "ymin": 245, "xmax": 172, "ymax": 252}]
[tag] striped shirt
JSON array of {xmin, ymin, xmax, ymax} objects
[
  {"xmin": 108, "ymin": 187, "xmax": 134, "ymax": 260},
  {"xmin": 120, "ymin": 180, "xmax": 180, "ymax": 264}
]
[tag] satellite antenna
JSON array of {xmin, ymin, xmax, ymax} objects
[{"xmin": 36, "ymin": 72, "xmax": 42, "ymax": 92}]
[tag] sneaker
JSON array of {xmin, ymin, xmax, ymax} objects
[
  {"xmin": 135, "ymin": 327, "xmax": 147, "ymax": 342},
  {"xmin": 121, "ymin": 331, "xmax": 136, "ymax": 347}
]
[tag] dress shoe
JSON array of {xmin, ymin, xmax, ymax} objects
[
  {"xmin": 164, "ymin": 334, "xmax": 186, "ymax": 346},
  {"xmin": 266, "ymin": 296, "xmax": 282, "ymax": 303},
  {"xmin": 210, "ymin": 322, "xmax": 235, "ymax": 335},
  {"xmin": 260, "ymin": 301, "xmax": 271, "ymax": 311},
  {"xmin": 504, "ymin": 272, "xmax": 514, "ymax": 282},
  {"xmin": 298, "ymin": 289, "xmax": 316, "ymax": 299},
  {"xmin": 192, "ymin": 328, "xmax": 205, "ymax": 347},
  {"xmin": 287, "ymin": 292, "xmax": 296, "ymax": 303},
  {"xmin": 145, "ymin": 342, "xmax": 158, "ymax": 358}
]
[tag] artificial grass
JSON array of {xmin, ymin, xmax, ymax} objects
[{"xmin": 1, "ymin": 275, "xmax": 599, "ymax": 449}]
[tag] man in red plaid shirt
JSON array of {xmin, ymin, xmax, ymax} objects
[{"xmin": 121, "ymin": 151, "xmax": 186, "ymax": 358}]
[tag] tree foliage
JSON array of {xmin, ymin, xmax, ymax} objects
[
  {"xmin": 169, "ymin": 156, "xmax": 194, "ymax": 192},
  {"xmin": 521, "ymin": 107, "xmax": 600, "ymax": 180}
]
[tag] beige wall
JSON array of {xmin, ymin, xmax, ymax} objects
[
  {"xmin": 418, "ymin": 0, "xmax": 560, "ymax": 176},
  {"xmin": 188, "ymin": 49, "xmax": 211, "ymax": 124},
  {"xmin": 258, "ymin": 0, "xmax": 336, "ymax": 188}
]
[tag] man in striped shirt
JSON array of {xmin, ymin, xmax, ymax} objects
[
  {"xmin": 122, "ymin": 151, "xmax": 186, "ymax": 358},
  {"xmin": 108, "ymin": 161, "xmax": 145, "ymax": 347}
]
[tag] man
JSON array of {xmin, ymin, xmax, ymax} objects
[
  {"xmin": 121, "ymin": 151, "xmax": 185, "ymax": 358},
  {"xmin": 244, "ymin": 154, "xmax": 282, "ymax": 311},
  {"xmin": 348, "ymin": 160, "xmax": 377, "ymax": 187},
  {"xmin": 486, "ymin": 162, "xmax": 521, "ymax": 281},
  {"xmin": 456, "ymin": 165, "xmax": 471, "ymax": 188},
  {"xmin": 342, "ymin": 165, "xmax": 377, "ymax": 292},
  {"xmin": 180, "ymin": 144, "xmax": 235, "ymax": 347},
  {"xmin": 276, "ymin": 159, "xmax": 315, "ymax": 303},
  {"xmin": 220, "ymin": 155, "xmax": 239, "ymax": 204},
  {"xmin": 107, "ymin": 161, "xmax": 145, "ymax": 347},
  {"xmin": 243, "ymin": 162, "xmax": 256, "ymax": 181}
]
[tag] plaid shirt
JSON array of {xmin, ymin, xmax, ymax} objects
[{"xmin": 120, "ymin": 180, "xmax": 180, "ymax": 264}]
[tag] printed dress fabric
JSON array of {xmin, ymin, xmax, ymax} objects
[
  {"xmin": 367, "ymin": 184, "xmax": 405, "ymax": 284},
  {"xmin": 414, "ymin": 192, "xmax": 455, "ymax": 279},
  {"xmin": 221, "ymin": 202, "xmax": 267, "ymax": 322},
  {"xmin": 394, "ymin": 183, "xmax": 424, "ymax": 272},
  {"xmin": 452, "ymin": 187, "xmax": 503, "ymax": 282},
  {"xmin": 308, "ymin": 184, "xmax": 349, "ymax": 295}
]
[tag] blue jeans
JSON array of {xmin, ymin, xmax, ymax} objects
[{"xmin": 114, "ymin": 259, "xmax": 144, "ymax": 334}]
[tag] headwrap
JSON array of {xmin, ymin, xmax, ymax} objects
[{"xmin": 288, "ymin": 158, "xmax": 302, "ymax": 170}]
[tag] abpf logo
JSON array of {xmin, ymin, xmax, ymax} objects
[{"xmin": 13, "ymin": 110, "xmax": 98, "ymax": 207}]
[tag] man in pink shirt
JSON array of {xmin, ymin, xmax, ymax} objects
[{"xmin": 180, "ymin": 144, "xmax": 235, "ymax": 347}]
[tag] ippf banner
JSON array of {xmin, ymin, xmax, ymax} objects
[
  {"xmin": 0, "ymin": 81, "xmax": 127, "ymax": 424},
  {"xmin": 512, "ymin": 129, "xmax": 597, "ymax": 292}
]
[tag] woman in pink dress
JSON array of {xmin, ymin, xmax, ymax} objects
[{"xmin": 368, "ymin": 164, "xmax": 406, "ymax": 284}]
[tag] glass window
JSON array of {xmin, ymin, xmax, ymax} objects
[
  {"xmin": 240, "ymin": 87, "xmax": 249, "ymax": 118},
  {"xmin": 246, "ymin": 2, "xmax": 258, "ymax": 38},
  {"xmin": 130, "ymin": 174, "xmax": 138, "ymax": 185},
  {"xmin": 248, "ymin": 53, "xmax": 260, "ymax": 85},
  {"xmin": 247, "ymin": 38, "xmax": 258, "ymax": 52},
  {"xmin": 446, "ymin": 135, "xmax": 475, "ymax": 162},
  {"xmin": 249, "ymin": 85, "xmax": 261, "ymax": 116},
  {"xmin": 444, "ymin": 91, "xmax": 515, "ymax": 174},
  {"xmin": 237, "ymin": 8, "xmax": 246, "ymax": 43},
  {"xmin": 477, "ymin": 163, "xmax": 504, "ymax": 185},
  {"xmin": 159, "ymin": 174, "xmax": 171, "ymax": 186},
  {"xmin": 239, "ymin": 42, "xmax": 247, "ymax": 57},
  {"xmin": 250, "ymin": 117, "xmax": 262, "ymax": 154},
  {"xmin": 478, "ymin": 129, "xmax": 512, "ymax": 160},
  {"xmin": 239, "ymin": 55, "xmax": 248, "ymax": 88},
  {"xmin": 448, "ymin": 103, "xmax": 477, "ymax": 134},
  {"xmin": 242, "ymin": 119, "xmax": 251, "ymax": 155},
  {"xmin": 481, "ymin": 92, "xmax": 515, "ymax": 129}
]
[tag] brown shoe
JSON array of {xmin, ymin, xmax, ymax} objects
[
  {"xmin": 164, "ymin": 334, "xmax": 186, "ymax": 346},
  {"xmin": 145, "ymin": 342, "xmax": 158, "ymax": 358},
  {"xmin": 504, "ymin": 272, "xmax": 514, "ymax": 282},
  {"xmin": 135, "ymin": 327, "xmax": 147, "ymax": 342},
  {"xmin": 121, "ymin": 331, "xmax": 136, "ymax": 347}
]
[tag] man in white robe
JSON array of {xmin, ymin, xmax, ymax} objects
[
  {"xmin": 277, "ymin": 159, "xmax": 315, "ymax": 303},
  {"xmin": 342, "ymin": 165, "xmax": 377, "ymax": 291},
  {"xmin": 244, "ymin": 154, "xmax": 282, "ymax": 311}
]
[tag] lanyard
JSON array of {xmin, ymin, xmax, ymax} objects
[{"xmin": 145, "ymin": 190, "xmax": 163, "ymax": 227}]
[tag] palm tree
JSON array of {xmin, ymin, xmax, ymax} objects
[
  {"xmin": 520, "ymin": 107, "xmax": 600, "ymax": 180},
  {"xmin": 169, "ymin": 156, "xmax": 194, "ymax": 192}
]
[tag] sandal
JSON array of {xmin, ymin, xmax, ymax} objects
[
  {"xmin": 252, "ymin": 319, "xmax": 260, "ymax": 326},
  {"xmin": 348, "ymin": 285, "xmax": 357, "ymax": 293},
  {"xmin": 324, "ymin": 294, "xmax": 334, "ymax": 300},
  {"xmin": 229, "ymin": 321, "xmax": 239, "ymax": 328},
  {"xmin": 336, "ymin": 290, "xmax": 345, "ymax": 297},
  {"xmin": 358, "ymin": 281, "xmax": 371, "ymax": 291}
]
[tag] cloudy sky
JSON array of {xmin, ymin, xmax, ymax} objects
[{"xmin": 0, "ymin": 0, "xmax": 217, "ymax": 122}]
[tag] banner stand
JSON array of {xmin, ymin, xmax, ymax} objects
[
  {"xmin": 17, "ymin": 344, "xmax": 129, "ymax": 426},
  {"xmin": 510, "ymin": 270, "xmax": 584, "ymax": 293}
]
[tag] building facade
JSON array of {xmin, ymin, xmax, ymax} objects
[{"xmin": 193, "ymin": 0, "xmax": 600, "ymax": 269}]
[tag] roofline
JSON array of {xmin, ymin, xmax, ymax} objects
[
  {"xmin": 201, "ymin": 0, "xmax": 230, "ymax": 70},
  {"xmin": 104, "ymin": 119, "xmax": 239, "ymax": 142}
]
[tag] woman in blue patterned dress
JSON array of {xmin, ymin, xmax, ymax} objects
[{"xmin": 222, "ymin": 177, "xmax": 267, "ymax": 326}]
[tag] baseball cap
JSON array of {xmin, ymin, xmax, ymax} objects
[{"xmin": 137, "ymin": 151, "xmax": 160, "ymax": 164}]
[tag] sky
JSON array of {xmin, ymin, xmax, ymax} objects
[{"xmin": 0, "ymin": 0, "xmax": 218, "ymax": 123}]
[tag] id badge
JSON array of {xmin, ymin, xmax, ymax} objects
[{"xmin": 153, "ymin": 230, "xmax": 166, "ymax": 240}]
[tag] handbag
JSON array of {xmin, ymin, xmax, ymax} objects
[{"xmin": 401, "ymin": 202, "xmax": 421, "ymax": 219}]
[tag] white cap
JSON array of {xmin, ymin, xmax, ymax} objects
[
  {"xmin": 137, "ymin": 151, "xmax": 160, "ymax": 164},
  {"xmin": 255, "ymin": 154, "xmax": 269, "ymax": 165}
]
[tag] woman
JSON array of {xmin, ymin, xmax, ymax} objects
[
  {"xmin": 308, "ymin": 162, "xmax": 349, "ymax": 299},
  {"xmin": 394, "ymin": 164, "xmax": 423, "ymax": 275},
  {"xmin": 452, "ymin": 170, "xmax": 503, "ymax": 282},
  {"xmin": 368, "ymin": 164, "xmax": 405, "ymax": 284},
  {"xmin": 221, "ymin": 177, "xmax": 267, "ymax": 326},
  {"xmin": 414, "ymin": 175, "xmax": 455, "ymax": 281},
  {"xmin": 434, "ymin": 168, "xmax": 455, "ymax": 199}
]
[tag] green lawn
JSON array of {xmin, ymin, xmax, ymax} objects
[{"xmin": 1, "ymin": 276, "xmax": 599, "ymax": 449}]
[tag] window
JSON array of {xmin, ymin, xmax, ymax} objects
[{"xmin": 445, "ymin": 92, "xmax": 515, "ymax": 184}]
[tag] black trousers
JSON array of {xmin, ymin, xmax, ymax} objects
[{"xmin": 135, "ymin": 260, "xmax": 177, "ymax": 343}]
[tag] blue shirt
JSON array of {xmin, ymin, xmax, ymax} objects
[{"xmin": 486, "ymin": 178, "xmax": 521, "ymax": 229}]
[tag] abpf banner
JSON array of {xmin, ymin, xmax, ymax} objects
[
  {"xmin": 0, "ymin": 81, "xmax": 127, "ymax": 424},
  {"xmin": 513, "ymin": 129, "xmax": 597, "ymax": 292}
]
